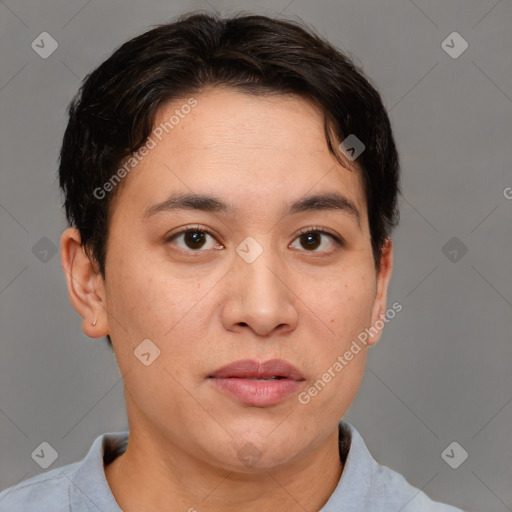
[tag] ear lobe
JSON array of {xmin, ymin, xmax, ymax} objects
[
  {"xmin": 60, "ymin": 227, "xmax": 109, "ymax": 338},
  {"xmin": 367, "ymin": 237, "xmax": 393, "ymax": 346}
]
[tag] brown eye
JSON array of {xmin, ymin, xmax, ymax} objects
[
  {"xmin": 299, "ymin": 231, "xmax": 321, "ymax": 250},
  {"xmin": 290, "ymin": 229, "xmax": 342, "ymax": 253},
  {"xmin": 183, "ymin": 230, "xmax": 208, "ymax": 249},
  {"xmin": 166, "ymin": 227, "xmax": 220, "ymax": 252}
]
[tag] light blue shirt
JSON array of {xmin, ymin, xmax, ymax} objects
[{"xmin": 0, "ymin": 421, "xmax": 465, "ymax": 511}]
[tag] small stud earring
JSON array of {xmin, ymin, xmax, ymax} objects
[{"xmin": 92, "ymin": 318, "xmax": 97, "ymax": 327}]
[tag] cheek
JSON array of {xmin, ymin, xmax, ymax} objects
[
  {"xmin": 104, "ymin": 253, "xmax": 223, "ymax": 381},
  {"xmin": 308, "ymin": 268, "xmax": 377, "ymax": 342},
  {"xmin": 298, "ymin": 276, "xmax": 372, "ymax": 423}
]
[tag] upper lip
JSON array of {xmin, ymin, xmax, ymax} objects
[{"xmin": 209, "ymin": 359, "xmax": 305, "ymax": 380}]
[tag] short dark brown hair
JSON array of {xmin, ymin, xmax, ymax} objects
[{"xmin": 59, "ymin": 11, "xmax": 400, "ymax": 277}]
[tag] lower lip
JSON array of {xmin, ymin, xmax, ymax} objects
[{"xmin": 210, "ymin": 377, "xmax": 304, "ymax": 407}]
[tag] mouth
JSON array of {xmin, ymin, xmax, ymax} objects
[{"xmin": 208, "ymin": 359, "xmax": 306, "ymax": 407}]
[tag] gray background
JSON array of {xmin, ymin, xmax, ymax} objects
[{"xmin": 1, "ymin": 0, "xmax": 511, "ymax": 510}]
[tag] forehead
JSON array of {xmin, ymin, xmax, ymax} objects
[
  {"xmin": 153, "ymin": 87, "xmax": 340, "ymax": 165},
  {"xmin": 114, "ymin": 87, "xmax": 367, "ymax": 224}
]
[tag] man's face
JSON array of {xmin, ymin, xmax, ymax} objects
[{"xmin": 95, "ymin": 87, "xmax": 391, "ymax": 470}]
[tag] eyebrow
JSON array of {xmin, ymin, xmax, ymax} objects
[{"xmin": 143, "ymin": 191, "xmax": 360, "ymax": 225}]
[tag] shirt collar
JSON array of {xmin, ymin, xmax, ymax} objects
[
  {"xmin": 320, "ymin": 421, "xmax": 375, "ymax": 511},
  {"xmin": 69, "ymin": 431, "xmax": 127, "ymax": 511},
  {"xmin": 68, "ymin": 421, "xmax": 368, "ymax": 511}
]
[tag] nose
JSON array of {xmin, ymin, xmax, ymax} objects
[{"xmin": 221, "ymin": 244, "xmax": 299, "ymax": 337}]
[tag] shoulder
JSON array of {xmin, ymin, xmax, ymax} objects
[
  {"xmin": 0, "ymin": 462, "xmax": 79, "ymax": 512},
  {"xmin": 0, "ymin": 431, "xmax": 128, "ymax": 512},
  {"xmin": 332, "ymin": 422, "xmax": 466, "ymax": 512},
  {"xmin": 371, "ymin": 462, "xmax": 464, "ymax": 511}
]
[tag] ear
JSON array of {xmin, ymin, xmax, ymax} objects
[
  {"xmin": 367, "ymin": 237, "xmax": 393, "ymax": 346},
  {"xmin": 60, "ymin": 227, "xmax": 109, "ymax": 338}
]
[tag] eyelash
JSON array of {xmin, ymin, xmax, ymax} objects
[{"xmin": 164, "ymin": 224, "xmax": 344, "ymax": 254}]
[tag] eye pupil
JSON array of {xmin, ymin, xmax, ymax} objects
[
  {"xmin": 301, "ymin": 232, "xmax": 321, "ymax": 250},
  {"xmin": 171, "ymin": 228, "xmax": 336, "ymax": 253},
  {"xmin": 185, "ymin": 230, "xmax": 206, "ymax": 249}
]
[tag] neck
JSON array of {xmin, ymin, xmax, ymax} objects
[{"xmin": 105, "ymin": 424, "xmax": 344, "ymax": 512}]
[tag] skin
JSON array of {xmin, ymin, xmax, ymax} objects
[{"xmin": 61, "ymin": 87, "xmax": 393, "ymax": 512}]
